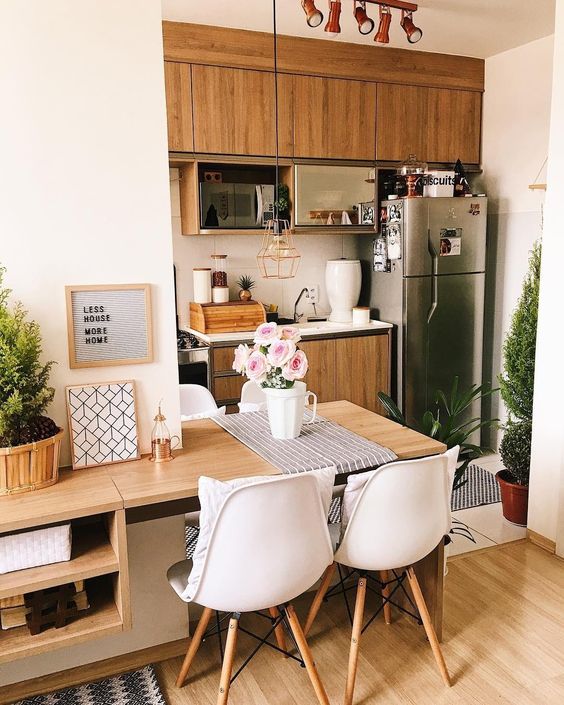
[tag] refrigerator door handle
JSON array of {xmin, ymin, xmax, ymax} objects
[{"xmin": 427, "ymin": 228, "xmax": 438, "ymax": 323}]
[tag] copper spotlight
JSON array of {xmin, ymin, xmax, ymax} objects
[
  {"xmin": 301, "ymin": 0, "xmax": 323, "ymax": 28},
  {"xmin": 324, "ymin": 0, "xmax": 342, "ymax": 37},
  {"xmin": 375, "ymin": 5, "xmax": 392, "ymax": 44},
  {"xmin": 400, "ymin": 9, "xmax": 423, "ymax": 43},
  {"xmin": 353, "ymin": 1, "xmax": 374, "ymax": 35}
]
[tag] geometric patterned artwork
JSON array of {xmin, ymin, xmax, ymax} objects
[
  {"xmin": 13, "ymin": 665, "xmax": 167, "ymax": 705},
  {"xmin": 66, "ymin": 381, "xmax": 139, "ymax": 469}
]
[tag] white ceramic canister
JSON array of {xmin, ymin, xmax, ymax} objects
[
  {"xmin": 325, "ymin": 259, "xmax": 362, "ymax": 323},
  {"xmin": 212, "ymin": 286, "xmax": 229, "ymax": 304},
  {"xmin": 193, "ymin": 268, "xmax": 212, "ymax": 304},
  {"xmin": 352, "ymin": 306, "xmax": 370, "ymax": 326},
  {"xmin": 263, "ymin": 381, "xmax": 318, "ymax": 440}
]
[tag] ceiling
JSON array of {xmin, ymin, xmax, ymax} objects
[{"xmin": 161, "ymin": 0, "xmax": 555, "ymax": 59}]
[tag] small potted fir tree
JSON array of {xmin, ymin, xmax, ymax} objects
[
  {"xmin": 496, "ymin": 242, "xmax": 541, "ymax": 525},
  {"xmin": 0, "ymin": 266, "xmax": 63, "ymax": 495}
]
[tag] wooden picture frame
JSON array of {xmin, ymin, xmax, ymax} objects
[
  {"xmin": 65, "ymin": 284, "xmax": 153, "ymax": 369},
  {"xmin": 66, "ymin": 380, "xmax": 140, "ymax": 469}
]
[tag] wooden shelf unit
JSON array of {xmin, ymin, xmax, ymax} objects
[{"xmin": 0, "ymin": 578, "xmax": 122, "ymax": 664}]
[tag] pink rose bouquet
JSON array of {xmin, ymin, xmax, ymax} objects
[{"xmin": 234, "ymin": 323, "xmax": 309, "ymax": 389}]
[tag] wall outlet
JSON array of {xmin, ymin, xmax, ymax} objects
[{"xmin": 307, "ymin": 285, "xmax": 319, "ymax": 304}]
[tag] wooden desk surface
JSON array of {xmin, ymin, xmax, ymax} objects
[
  {"xmin": 0, "ymin": 468, "xmax": 123, "ymax": 534},
  {"xmin": 109, "ymin": 401, "xmax": 446, "ymax": 509}
]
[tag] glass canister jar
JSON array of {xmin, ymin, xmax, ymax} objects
[{"xmin": 211, "ymin": 254, "xmax": 228, "ymax": 288}]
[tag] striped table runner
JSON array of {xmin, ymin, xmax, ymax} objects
[{"xmin": 212, "ymin": 411, "xmax": 397, "ymax": 475}]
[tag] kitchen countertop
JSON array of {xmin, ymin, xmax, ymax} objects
[{"xmin": 187, "ymin": 319, "xmax": 392, "ymax": 345}]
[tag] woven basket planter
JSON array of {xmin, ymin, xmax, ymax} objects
[{"xmin": 0, "ymin": 429, "xmax": 64, "ymax": 496}]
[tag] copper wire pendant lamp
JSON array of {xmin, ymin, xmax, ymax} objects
[{"xmin": 257, "ymin": 0, "xmax": 301, "ymax": 280}]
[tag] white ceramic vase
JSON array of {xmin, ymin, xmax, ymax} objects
[
  {"xmin": 325, "ymin": 259, "xmax": 362, "ymax": 323},
  {"xmin": 263, "ymin": 381, "xmax": 318, "ymax": 440}
]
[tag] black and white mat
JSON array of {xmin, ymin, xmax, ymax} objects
[
  {"xmin": 451, "ymin": 464, "xmax": 500, "ymax": 512},
  {"xmin": 15, "ymin": 666, "xmax": 166, "ymax": 705}
]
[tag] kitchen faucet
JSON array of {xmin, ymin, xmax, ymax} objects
[{"xmin": 293, "ymin": 287, "xmax": 310, "ymax": 323}]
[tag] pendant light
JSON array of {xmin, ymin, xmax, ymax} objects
[{"xmin": 257, "ymin": 0, "xmax": 301, "ymax": 280}]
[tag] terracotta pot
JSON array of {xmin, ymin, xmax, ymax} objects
[
  {"xmin": 496, "ymin": 470, "xmax": 529, "ymax": 526},
  {"xmin": 239, "ymin": 289, "xmax": 252, "ymax": 301}
]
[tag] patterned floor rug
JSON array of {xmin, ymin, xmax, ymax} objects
[
  {"xmin": 451, "ymin": 464, "xmax": 501, "ymax": 512},
  {"xmin": 14, "ymin": 665, "xmax": 166, "ymax": 705}
]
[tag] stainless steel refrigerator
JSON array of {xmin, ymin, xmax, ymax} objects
[{"xmin": 371, "ymin": 196, "xmax": 487, "ymax": 428}]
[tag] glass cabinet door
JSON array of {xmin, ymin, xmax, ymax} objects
[{"xmin": 295, "ymin": 165, "xmax": 375, "ymax": 227}]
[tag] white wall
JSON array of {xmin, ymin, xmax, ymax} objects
[
  {"xmin": 478, "ymin": 35, "xmax": 553, "ymax": 443},
  {"xmin": 0, "ymin": 0, "xmax": 180, "ymax": 463},
  {"xmin": 171, "ymin": 171, "xmax": 364, "ymax": 329},
  {"xmin": 530, "ymin": 1, "xmax": 564, "ymax": 550}
]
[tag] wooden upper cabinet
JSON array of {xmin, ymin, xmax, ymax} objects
[
  {"xmin": 377, "ymin": 83, "xmax": 428, "ymax": 163},
  {"xmin": 293, "ymin": 75, "xmax": 376, "ymax": 160},
  {"xmin": 191, "ymin": 65, "xmax": 293, "ymax": 157},
  {"xmin": 427, "ymin": 88, "xmax": 482, "ymax": 165},
  {"xmin": 377, "ymin": 83, "xmax": 482, "ymax": 165},
  {"xmin": 164, "ymin": 62, "xmax": 193, "ymax": 152}
]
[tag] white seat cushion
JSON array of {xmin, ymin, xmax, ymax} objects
[
  {"xmin": 167, "ymin": 559, "xmax": 193, "ymax": 599},
  {"xmin": 181, "ymin": 466, "xmax": 337, "ymax": 603},
  {"xmin": 328, "ymin": 522, "xmax": 341, "ymax": 551}
]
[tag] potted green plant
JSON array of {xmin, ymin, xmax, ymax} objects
[
  {"xmin": 236, "ymin": 274, "xmax": 256, "ymax": 302},
  {"xmin": 496, "ymin": 242, "xmax": 541, "ymax": 525},
  {"xmin": 378, "ymin": 377, "xmax": 498, "ymax": 491},
  {"xmin": 0, "ymin": 266, "xmax": 62, "ymax": 495}
]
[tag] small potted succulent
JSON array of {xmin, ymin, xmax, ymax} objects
[
  {"xmin": 496, "ymin": 242, "xmax": 540, "ymax": 525},
  {"xmin": 236, "ymin": 274, "xmax": 256, "ymax": 301},
  {"xmin": 0, "ymin": 266, "xmax": 63, "ymax": 495}
]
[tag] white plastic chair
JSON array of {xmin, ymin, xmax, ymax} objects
[
  {"xmin": 179, "ymin": 384, "xmax": 226, "ymax": 421},
  {"xmin": 237, "ymin": 380, "xmax": 267, "ymax": 413},
  {"xmin": 304, "ymin": 447, "xmax": 459, "ymax": 705},
  {"xmin": 167, "ymin": 473, "xmax": 333, "ymax": 705}
]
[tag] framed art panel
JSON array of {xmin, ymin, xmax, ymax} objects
[
  {"xmin": 65, "ymin": 283, "xmax": 153, "ymax": 369},
  {"xmin": 66, "ymin": 381, "xmax": 140, "ymax": 469}
]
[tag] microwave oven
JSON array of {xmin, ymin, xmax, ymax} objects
[{"xmin": 200, "ymin": 183, "xmax": 275, "ymax": 229}]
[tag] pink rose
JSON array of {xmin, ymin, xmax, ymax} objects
[
  {"xmin": 267, "ymin": 339, "xmax": 296, "ymax": 368},
  {"xmin": 232, "ymin": 344, "xmax": 251, "ymax": 373},
  {"xmin": 279, "ymin": 326, "xmax": 301, "ymax": 343},
  {"xmin": 246, "ymin": 351, "xmax": 268, "ymax": 383},
  {"xmin": 254, "ymin": 322, "xmax": 278, "ymax": 346},
  {"xmin": 282, "ymin": 350, "xmax": 309, "ymax": 381}
]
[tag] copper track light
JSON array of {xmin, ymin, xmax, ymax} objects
[
  {"xmin": 374, "ymin": 5, "xmax": 392, "ymax": 44},
  {"xmin": 400, "ymin": 9, "xmax": 423, "ymax": 43},
  {"xmin": 324, "ymin": 0, "xmax": 342, "ymax": 37},
  {"xmin": 301, "ymin": 0, "xmax": 324, "ymax": 28},
  {"xmin": 354, "ymin": 1, "xmax": 375, "ymax": 35}
]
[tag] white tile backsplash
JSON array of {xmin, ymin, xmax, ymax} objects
[{"xmin": 170, "ymin": 170, "xmax": 369, "ymax": 328}]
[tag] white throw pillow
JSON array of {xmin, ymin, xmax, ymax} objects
[{"xmin": 183, "ymin": 465, "xmax": 336, "ymax": 601}]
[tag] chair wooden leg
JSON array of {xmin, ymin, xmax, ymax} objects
[
  {"xmin": 176, "ymin": 606, "xmax": 213, "ymax": 688},
  {"xmin": 217, "ymin": 614, "xmax": 239, "ymax": 705},
  {"xmin": 406, "ymin": 567, "xmax": 451, "ymax": 687},
  {"xmin": 268, "ymin": 606, "xmax": 288, "ymax": 655},
  {"xmin": 380, "ymin": 570, "xmax": 392, "ymax": 625},
  {"xmin": 304, "ymin": 562, "xmax": 336, "ymax": 636},
  {"xmin": 285, "ymin": 604, "xmax": 330, "ymax": 705},
  {"xmin": 344, "ymin": 576, "xmax": 367, "ymax": 705}
]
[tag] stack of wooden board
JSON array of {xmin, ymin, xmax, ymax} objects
[{"xmin": 0, "ymin": 580, "xmax": 89, "ymax": 630}]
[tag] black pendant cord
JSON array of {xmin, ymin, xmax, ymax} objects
[{"xmin": 272, "ymin": 0, "xmax": 280, "ymax": 223}]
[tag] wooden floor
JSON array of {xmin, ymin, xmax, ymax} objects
[{"xmin": 155, "ymin": 542, "xmax": 564, "ymax": 705}]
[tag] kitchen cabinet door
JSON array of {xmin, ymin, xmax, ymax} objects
[
  {"xmin": 164, "ymin": 62, "xmax": 193, "ymax": 152},
  {"xmin": 377, "ymin": 83, "xmax": 482, "ymax": 165},
  {"xmin": 427, "ymin": 88, "xmax": 482, "ymax": 165},
  {"xmin": 335, "ymin": 334, "xmax": 390, "ymax": 413},
  {"xmin": 377, "ymin": 83, "xmax": 428, "ymax": 162},
  {"xmin": 298, "ymin": 339, "xmax": 336, "ymax": 403},
  {"xmin": 191, "ymin": 66, "xmax": 293, "ymax": 157},
  {"xmin": 293, "ymin": 76, "xmax": 376, "ymax": 160}
]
